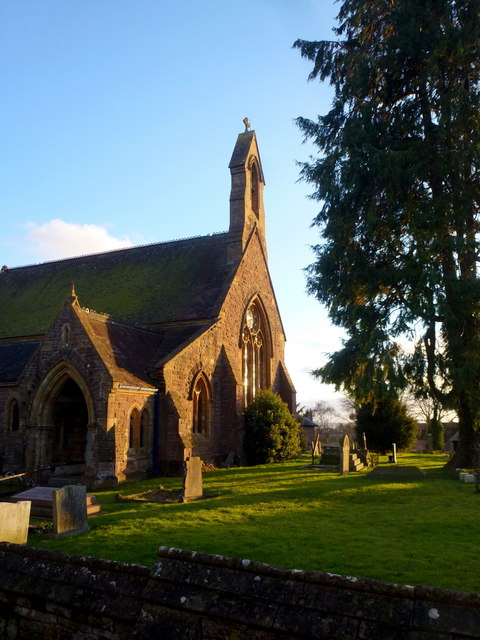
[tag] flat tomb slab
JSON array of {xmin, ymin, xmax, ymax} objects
[
  {"xmin": 367, "ymin": 465, "xmax": 426, "ymax": 481},
  {"xmin": 10, "ymin": 486, "xmax": 100, "ymax": 517}
]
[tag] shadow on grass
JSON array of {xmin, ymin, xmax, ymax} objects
[
  {"xmin": 28, "ymin": 453, "xmax": 480, "ymax": 592},
  {"xmin": 89, "ymin": 454, "xmax": 458, "ymax": 519}
]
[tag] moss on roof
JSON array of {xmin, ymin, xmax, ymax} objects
[
  {"xmin": 78, "ymin": 308, "xmax": 208, "ymax": 385},
  {"xmin": 0, "ymin": 234, "xmax": 234, "ymax": 339}
]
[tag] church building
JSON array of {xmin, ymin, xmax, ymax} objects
[{"xmin": 0, "ymin": 128, "xmax": 296, "ymax": 487}]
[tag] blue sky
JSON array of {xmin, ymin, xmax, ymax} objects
[{"xmin": 1, "ymin": 0, "xmax": 346, "ymax": 409}]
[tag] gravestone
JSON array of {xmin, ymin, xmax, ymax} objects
[
  {"xmin": 53, "ymin": 485, "xmax": 89, "ymax": 537},
  {"xmin": 391, "ymin": 442, "xmax": 397, "ymax": 464},
  {"xmin": 182, "ymin": 456, "xmax": 203, "ymax": 502},
  {"xmin": 311, "ymin": 434, "xmax": 321, "ymax": 464},
  {"xmin": 340, "ymin": 434, "xmax": 350, "ymax": 475},
  {"xmin": 460, "ymin": 472, "xmax": 475, "ymax": 483},
  {"xmin": 11, "ymin": 485, "xmax": 101, "ymax": 518},
  {"xmin": 223, "ymin": 451, "xmax": 235, "ymax": 468},
  {"xmin": 0, "ymin": 501, "xmax": 31, "ymax": 544}
]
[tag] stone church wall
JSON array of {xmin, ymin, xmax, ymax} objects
[
  {"xmin": 221, "ymin": 231, "xmax": 292, "ymax": 407},
  {"xmin": 109, "ymin": 389, "xmax": 156, "ymax": 483},
  {"xmin": 0, "ymin": 304, "xmax": 106, "ymax": 476},
  {"xmin": 161, "ymin": 231, "xmax": 294, "ymax": 469},
  {"xmin": 162, "ymin": 324, "xmax": 237, "ymax": 469},
  {"xmin": 0, "ymin": 303, "xmax": 157, "ymax": 485},
  {"xmin": 1, "ymin": 543, "xmax": 479, "ymax": 639}
]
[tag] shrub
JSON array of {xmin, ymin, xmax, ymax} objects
[{"xmin": 244, "ymin": 389, "xmax": 303, "ymax": 465}]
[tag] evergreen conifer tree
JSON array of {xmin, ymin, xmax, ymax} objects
[
  {"xmin": 356, "ymin": 398, "xmax": 418, "ymax": 454},
  {"xmin": 295, "ymin": 0, "xmax": 480, "ymax": 466}
]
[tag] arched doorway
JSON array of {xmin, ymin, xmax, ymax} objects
[
  {"xmin": 28, "ymin": 365, "xmax": 94, "ymax": 473},
  {"xmin": 51, "ymin": 378, "xmax": 88, "ymax": 464}
]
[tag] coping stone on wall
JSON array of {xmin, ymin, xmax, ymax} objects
[{"xmin": 1, "ymin": 543, "xmax": 480, "ymax": 639}]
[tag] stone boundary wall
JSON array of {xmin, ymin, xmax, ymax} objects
[{"xmin": 0, "ymin": 542, "xmax": 479, "ymax": 639}]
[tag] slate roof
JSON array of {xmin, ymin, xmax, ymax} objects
[
  {"xmin": 78, "ymin": 308, "xmax": 208, "ymax": 387},
  {"xmin": 0, "ymin": 233, "xmax": 234, "ymax": 340},
  {"xmin": 0, "ymin": 341, "xmax": 40, "ymax": 383}
]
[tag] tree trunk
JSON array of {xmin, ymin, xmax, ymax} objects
[{"xmin": 444, "ymin": 398, "xmax": 478, "ymax": 469}]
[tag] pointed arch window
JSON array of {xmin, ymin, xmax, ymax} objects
[
  {"xmin": 192, "ymin": 374, "xmax": 211, "ymax": 435},
  {"xmin": 61, "ymin": 324, "xmax": 70, "ymax": 347},
  {"xmin": 242, "ymin": 300, "xmax": 270, "ymax": 406},
  {"xmin": 251, "ymin": 160, "xmax": 260, "ymax": 218},
  {"xmin": 8, "ymin": 398, "xmax": 20, "ymax": 433},
  {"xmin": 129, "ymin": 407, "xmax": 140, "ymax": 450}
]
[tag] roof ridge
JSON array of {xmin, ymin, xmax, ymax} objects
[
  {"xmin": 77, "ymin": 306, "xmax": 158, "ymax": 334},
  {"xmin": 2, "ymin": 230, "xmax": 228, "ymax": 272}
]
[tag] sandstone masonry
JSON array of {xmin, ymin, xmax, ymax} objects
[
  {"xmin": 0, "ymin": 129, "xmax": 295, "ymax": 486},
  {"xmin": 0, "ymin": 543, "xmax": 479, "ymax": 639}
]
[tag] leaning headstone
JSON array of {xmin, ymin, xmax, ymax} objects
[
  {"xmin": 340, "ymin": 434, "xmax": 350, "ymax": 474},
  {"xmin": 53, "ymin": 485, "xmax": 89, "ymax": 537},
  {"xmin": 223, "ymin": 451, "xmax": 235, "ymax": 468},
  {"xmin": 182, "ymin": 456, "xmax": 203, "ymax": 502},
  {"xmin": 0, "ymin": 501, "xmax": 31, "ymax": 544}
]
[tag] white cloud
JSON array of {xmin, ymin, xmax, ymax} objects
[
  {"xmin": 285, "ymin": 317, "xmax": 346, "ymax": 409},
  {"xmin": 24, "ymin": 219, "xmax": 134, "ymax": 261}
]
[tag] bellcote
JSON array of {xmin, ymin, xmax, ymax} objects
[{"xmin": 227, "ymin": 128, "xmax": 267, "ymax": 261}]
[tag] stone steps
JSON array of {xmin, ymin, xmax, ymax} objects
[
  {"xmin": 10, "ymin": 486, "xmax": 101, "ymax": 518},
  {"xmin": 320, "ymin": 447, "xmax": 366, "ymax": 472},
  {"xmin": 350, "ymin": 453, "xmax": 365, "ymax": 472}
]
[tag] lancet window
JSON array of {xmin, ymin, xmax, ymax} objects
[
  {"xmin": 192, "ymin": 374, "xmax": 210, "ymax": 435},
  {"xmin": 61, "ymin": 324, "xmax": 70, "ymax": 347},
  {"xmin": 251, "ymin": 160, "xmax": 260, "ymax": 218},
  {"xmin": 129, "ymin": 407, "xmax": 140, "ymax": 450},
  {"xmin": 8, "ymin": 398, "xmax": 20, "ymax": 433}
]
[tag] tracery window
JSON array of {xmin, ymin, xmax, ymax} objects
[
  {"xmin": 192, "ymin": 374, "xmax": 210, "ymax": 435},
  {"xmin": 242, "ymin": 300, "xmax": 270, "ymax": 406}
]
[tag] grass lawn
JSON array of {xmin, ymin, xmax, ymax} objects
[{"xmin": 27, "ymin": 453, "xmax": 480, "ymax": 593}]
